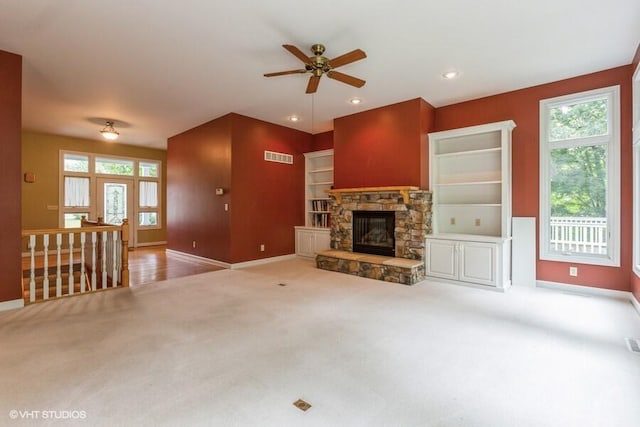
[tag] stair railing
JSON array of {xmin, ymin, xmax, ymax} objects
[{"xmin": 21, "ymin": 219, "xmax": 129, "ymax": 304}]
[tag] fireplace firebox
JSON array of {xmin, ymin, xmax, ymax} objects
[{"xmin": 352, "ymin": 211, "xmax": 395, "ymax": 257}]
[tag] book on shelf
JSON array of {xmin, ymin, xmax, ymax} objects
[
  {"xmin": 311, "ymin": 199, "xmax": 329, "ymax": 212},
  {"xmin": 311, "ymin": 212, "xmax": 330, "ymax": 228}
]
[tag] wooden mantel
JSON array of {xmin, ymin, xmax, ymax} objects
[{"xmin": 326, "ymin": 186, "xmax": 420, "ymax": 204}]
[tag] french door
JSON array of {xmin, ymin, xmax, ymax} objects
[{"xmin": 96, "ymin": 177, "xmax": 135, "ymax": 245}]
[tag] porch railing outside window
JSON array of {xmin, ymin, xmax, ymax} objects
[{"xmin": 549, "ymin": 216, "xmax": 607, "ymax": 255}]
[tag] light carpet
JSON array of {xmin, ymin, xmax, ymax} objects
[{"xmin": 1, "ymin": 258, "xmax": 639, "ymax": 426}]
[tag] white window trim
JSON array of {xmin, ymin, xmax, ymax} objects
[
  {"xmin": 539, "ymin": 85, "xmax": 620, "ymax": 267},
  {"xmin": 59, "ymin": 150, "xmax": 162, "ymax": 231},
  {"xmin": 632, "ymin": 64, "xmax": 640, "ymax": 276}
]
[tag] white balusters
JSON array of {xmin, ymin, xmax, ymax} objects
[
  {"xmin": 80, "ymin": 232, "xmax": 86, "ymax": 293},
  {"xmin": 68, "ymin": 233, "xmax": 74, "ymax": 295},
  {"xmin": 42, "ymin": 234, "xmax": 49, "ymax": 300},
  {"xmin": 29, "ymin": 235, "xmax": 36, "ymax": 303},
  {"xmin": 112, "ymin": 230, "xmax": 118, "ymax": 287},
  {"xmin": 56, "ymin": 233, "xmax": 62, "ymax": 297},
  {"xmin": 22, "ymin": 222, "xmax": 127, "ymax": 304},
  {"xmin": 101, "ymin": 231, "xmax": 107, "ymax": 288},
  {"xmin": 90, "ymin": 231, "xmax": 97, "ymax": 291}
]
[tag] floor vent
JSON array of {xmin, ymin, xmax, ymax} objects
[
  {"xmin": 264, "ymin": 150, "xmax": 293, "ymax": 164},
  {"xmin": 293, "ymin": 399, "xmax": 311, "ymax": 412},
  {"xmin": 625, "ymin": 337, "xmax": 640, "ymax": 354}
]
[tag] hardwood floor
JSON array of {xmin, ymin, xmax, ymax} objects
[{"xmin": 128, "ymin": 245, "xmax": 224, "ymax": 286}]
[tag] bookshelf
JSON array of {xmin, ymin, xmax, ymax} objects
[
  {"xmin": 427, "ymin": 120, "xmax": 515, "ymax": 289},
  {"xmin": 295, "ymin": 149, "xmax": 333, "ymax": 257}
]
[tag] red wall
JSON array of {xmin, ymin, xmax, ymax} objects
[
  {"xmin": 435, "ymin": 66, "xmax": 634, "ymax": 291},
  {"xmin": 167, "ymin": 113, "xmax": 311, "ymax": 264},
  {"xmin": 311, "ymin": 130, "xmax": 334, "ymax": 151},
  {"xmin": 167, "ymin": 114, "xmax": 233, "ymax": 262},
  {"xmin": 229, "ymin": 114, "xmax": 311, "ymax": 262},
  {"xmin": 333, "ymin": 98, "xmax": 435, "ymax": 189},
  {"xmin": 632, "ymin": 44, "xmax": 640, "ymax": 302},
  {"xmin": 0, "ymin": 50, "xmax": 22, "ymax": 303}
]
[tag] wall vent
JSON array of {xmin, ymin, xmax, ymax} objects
[
  {"xmin": 625, "ymin": 337, "xmax": 640, "ymax": 354},
  {"xmin": 264, "ymin": 150, "xmax": 293, "ymax": 165}
]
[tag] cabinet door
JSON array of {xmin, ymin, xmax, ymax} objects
[
  {"xmin": 296, "ymin": 230, "xmax": 316, "ymax": 258},
  {"xmin": 426, "ymin": 239, "xmax": 457, "ymax": 280},
  {"xmin": 313, "ymin": 230, "xmax": 331, "ymax": 253},
  {"xmin": 459, "ymin": 241, "xmax": 495, "ymax": 286}
]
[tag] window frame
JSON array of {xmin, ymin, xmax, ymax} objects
[
  {"xmin": 633, "ymin": 64, "xmax": 640, "ymax": 276},
  {"xmin": 59, "ymin": 151, "xmax": 162, "ymax": 231},
  {"xmin": 539, "ymin": 85, "xmax": 620, "ymax": 267}
]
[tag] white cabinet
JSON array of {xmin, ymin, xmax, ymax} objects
[
  {"xmin": 426, "ymin": 236, "xmax": 511, "ymax": 289},
  {"xmin": 295, "ymin": 226, "xmax": 330, "ymax": 258},
  {"xmin": 427, "ymin": 120, "xmax": 515, "ymax": 289},
  {"xmin": 304, "ymin": 149, "xmax": 333, "ymax": 228}
]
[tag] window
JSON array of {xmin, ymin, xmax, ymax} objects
[
  {"xmin": 64, "ymin": 177, "xmax": 90, "ymax": 207},
  {"xmin": 95, "ymin": 157, "xmax": 134, "ymax": 175},
  {"xmin": 139, "ymin": 161, "xmax": 159, "ymax": 177},
  {"xmin": 63, "ymin": 153, "xmax": 89, "ymax": 172},
  {"xmin": 540, "ymin": 86, "xmax": 620, "ymax": 266},
  {"xmin": 59, "ymin": 152, "xmax": 162, "ymax": 233},
  {"xmin": 138, "ymin": 170, "xmax": 160, "ymax": 229}
]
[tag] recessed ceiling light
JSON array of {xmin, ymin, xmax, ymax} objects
[
  {"xmin": 349, "ymin": 97, "xmax": 362, "ymax": 105},
  {"xmin": 288, "ymin": 115, "xmax": 300, "ymax": 122},
  {"xmin": 442, "ymin": 70, "xmax": 459, "ymax": 80}
]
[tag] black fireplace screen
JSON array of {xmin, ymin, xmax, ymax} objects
[{"xmin": 352, "ymin": 211, "xmax": 395, "ymax": 257}]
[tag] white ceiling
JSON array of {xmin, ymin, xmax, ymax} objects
[{"xmin": 1, "ymin": 0, "xmax": 638, "ymax": 150}]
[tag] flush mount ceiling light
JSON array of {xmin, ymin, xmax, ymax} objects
[
  {"xmin": 288, "ymin": 115, "xmax": 300, "ymax": 122},
  {"xmin": 442, "ymin": 70, "xmax": 460, "ymax": 80},
  {"xmin": 349, "ymin": 97, "xmax": 362, "ymax": 105},
  {"xmin": 100, "ymin": 120, "xmax": 119, "ymax": 140}
]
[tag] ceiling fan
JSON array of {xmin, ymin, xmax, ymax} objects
[{"xmin": 264, "ymin": 44, "xmax": 366, "ymax": 94}]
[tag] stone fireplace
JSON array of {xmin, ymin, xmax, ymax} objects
[{"xmin": 316, "ymin": 186, "xmax": 432, "ymax": 285}]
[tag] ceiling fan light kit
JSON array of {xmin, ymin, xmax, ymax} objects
[{"xmin": 264, "ymin": 43, "xmax": 367, "ymax": 94}]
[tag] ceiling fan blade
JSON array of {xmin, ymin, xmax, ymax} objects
[
  {"xmin": 306, "ymin": 75, "xmax": 320, "ymax": 94},
  {"xmin": 283, "ymin": 44, "xmax": 312, "ymax": 64},
  {"xmin": 264, "ymin": 69, "xmax": 307, "ymax": 77},
  {"xmin": 326, "ymin": 70, "xmax": 366, "ymax": 88},
  {"xmin": 328, "ymin": 49, "xmax": 367, "ymax": 69}
]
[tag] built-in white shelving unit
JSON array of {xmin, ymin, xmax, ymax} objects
[
  {"xmin": 427, "ymin": 120, "xmax": 515, "ymax": 289},
  {"xmin": 295, "ymin": 149, "xmax": 333, "ymax": 258}
]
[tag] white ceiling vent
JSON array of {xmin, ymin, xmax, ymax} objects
[{"xmin": 264, "ymin": 150, "xmax": 293, "ymax": 165}]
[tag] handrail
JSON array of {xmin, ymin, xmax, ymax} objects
[{"xmin": 21, "ymin": 225, "xmax": 119, "ymax": 237}]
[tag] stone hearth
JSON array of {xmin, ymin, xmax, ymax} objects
[{"xmin": 316, "ymin": 186, "xmax": 432, "ymax": 285}]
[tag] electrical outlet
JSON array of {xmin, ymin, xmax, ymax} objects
[
  {"xmin": 224, "ymin": 203, "xmax": 229, "ymax": 211},
  {"xmin": 450, "ymin": 217, "xmax": 456, "ymax": 225},
  {"xmin": 260, "ymin": 244, "xmax": 265, "ymax": 252},
  {"xmin": 569, "ymin": 266, "xmax": 578, "ymax": 277},
  {"xmin": 475, "ymin": 218, "xmax": 481, "ymax": 226},
  {"xmin": 192, "ymin": 241, "xmax": 196, "ymax": 249}
]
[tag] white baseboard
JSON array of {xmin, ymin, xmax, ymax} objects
[
  {"xmin": 135, "ymin": 241, "xmax": 167, "ymax": 248},
  {"xmin": 0, "ymin": 298, "xmax": 24, "ymax": 312},
  {"xmin": 632, "ymin": 292, "xmax": 640, "ymax": 316},
  {"xmin": 165, "ymin": 249, "xmax": 231, "ymax": 268},
  {"xmin": 536, "ymin": 280, "xmax": 632, "ymax": 301},
  {"xmin": 230, "ymin": 254, "xmax": 297, "ymax": 269},
  {"xmin": 165, "ymin": 250, "xmax": 297, "ymax": 270}
]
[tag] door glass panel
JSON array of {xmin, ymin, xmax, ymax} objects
[{"xmin": 103, "ymin": 183, "xmax": 127, "ymax": 225}]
